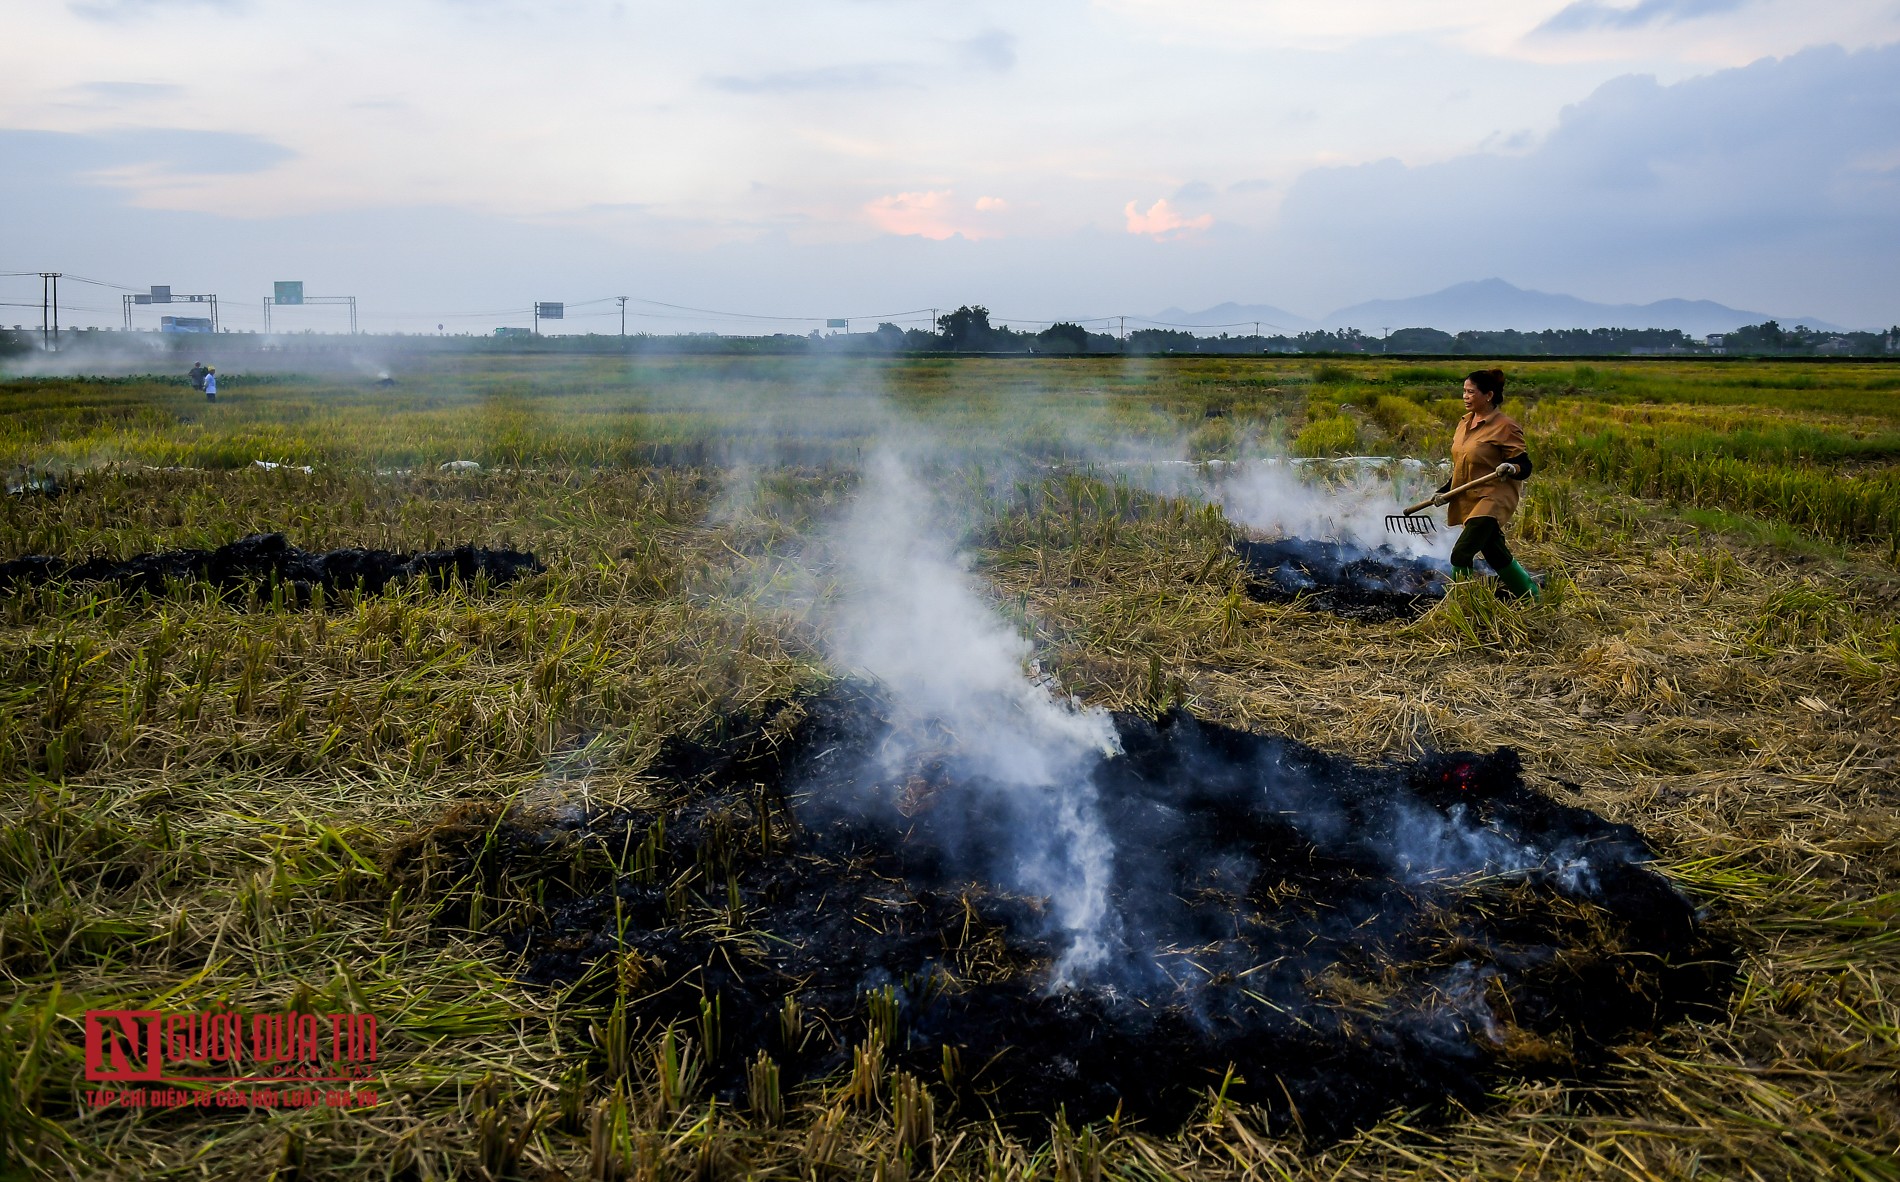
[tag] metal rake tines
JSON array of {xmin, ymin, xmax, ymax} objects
[{"xmin": 1385, "ymin": 513, "xmax": 1437, "ymax": 535}]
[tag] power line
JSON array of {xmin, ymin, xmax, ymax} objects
[
  {"xmin": 628, "ymin": 296, "xmax": 820, "ymax": 323},
  {"xmin": 1123, "ymin": 315, "xmax": 1285, "ymax": 331},
  {"xmin": 0, "ymin": 301, "xmax": 114, "ymax": 313},
  {"xmin": 1, "ymin": 269, "xmax": 1290, "ymax": 339},
  {"xmin": 1, "ymin": 270, "xmax": 142, "ymax": 291},
  {"xmin": 626, "ymin": 296, "xmax": 936, "ymax": 325},
  {"xmin": 60, "ymin": 273, "xmax": 143, "ymax": 291}
]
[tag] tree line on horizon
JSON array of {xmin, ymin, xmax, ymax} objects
[
  {"xmin": 4, "ymin": 310, "xmax": 1896, "ymax": 359},
  {"xmin": 881, "ymin": 308, "xmax": 1899, "ymax": 358}
]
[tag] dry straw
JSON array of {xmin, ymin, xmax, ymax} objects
[{"xmin": 1, "ymin": 356, "xmax": 1895, "ymax": 1179}]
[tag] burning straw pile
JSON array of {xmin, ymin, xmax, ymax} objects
[
  {"xmin": 401, "ymin": 685, "xmax": 1726, "ymax": 1137},
  {"xmin": 1232, "ymin": 536, "xmax": 1452, "ymax": 622},
  {"xmin": 1170, "ymin": 458, "xmax": 1458, "ymax": 621}
]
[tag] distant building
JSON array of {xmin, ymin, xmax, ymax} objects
[
  {"xmin": 1704, "ymin": 334, "xmax": 1725, "ymax": 354},
  {"xmin": 1816, "ymin": 336, "xmax": 1853, "ymax": 354}
]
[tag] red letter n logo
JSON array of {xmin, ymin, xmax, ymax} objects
[{"xmin": 85, "ymin": 1011, "xmax": 163, "ymax": 1082}]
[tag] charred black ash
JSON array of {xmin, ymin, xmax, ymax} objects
[
  {"xmin": 0, "ymin": 531, "xmax": 544, "ymax": 602},
  {"xmin": 6, "ymin": 469, "xmax": 63, "ymax": 498},
  {"xmin": 400, "ymin": 689, "xmax": 1728, "ymax": 1137},
  {"xmin": 1234, "ymin": 537, "xmax": 1452, "ymax": 621}
]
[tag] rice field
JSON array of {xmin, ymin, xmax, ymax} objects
[{"xmin": 2, "ymin": 354, "xmax": 1896, "ymax": 1180}]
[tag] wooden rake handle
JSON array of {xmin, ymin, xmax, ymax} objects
[{"xmin": 1400, "ymin": 465, "xmax": 1514, "ymax": 517}]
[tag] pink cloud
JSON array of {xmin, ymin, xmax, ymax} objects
[
  {"xmin": 864, "ymin": 190, "xmax": 1004, "ymax": 240},
  {"xmin": 1124, "ymin": 197, "xmax": 1213, "ymax": 239},
  {"xmin": 865, "ymin": 190, "xmax": 958, "ymax": 239}
]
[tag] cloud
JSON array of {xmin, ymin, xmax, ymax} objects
[
  {"xmin": 958, "ymin": 29, "xmax": 1018, "ymax": 72},
  {"xmin": 68, "ymin": 0, "xmax": 240, "ymax": 21},
  {"xmin": 707, "ymin": 64, "xmax": 910, "ymax": 95},
  {"xmin": 1269, "ymin": 42, "xmax": 1900, "ymax": 323},
  {"xmin": 864, "ymin": 190, "xmax": 1004, "ymax": 240},
  {"xmin": 1103, "ymin": 0, "xmax": 1899, "ymax": 65},
  {"xmin": 7, "ymin": 8, "xmax": 1899, "ymax": 329},
  {"xmin": 1123, "ymin": 198, "xmax": 1212, "ymax": 239},
  {"xmin": 866, "ymin": 190, "xmax": 946, "ymax": 239},
  {"xmin": 1, "ymin": 127, "xmax": 294, "ymax": 180},
  {"xmin": 1536, "ymin": 0, "xmax": 1751, "ymax": 34},
  {"xmin": 97, "ymin": 128, "xmax": 293, "ymax": 176},
  {"xmin": 1172, "ymin": 180, "xmax": 1216, "ymax": 203},
  {"xmin": 76, "ymin": 81, "xmax": 185, "ymax": 101}
]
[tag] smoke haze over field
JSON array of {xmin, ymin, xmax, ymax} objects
[
  {"xmin": 1206, "ymin": 460, "xmax": 1451, "ymax": 556},
  {"xmin": 750, "ymin": 422, "xmax": 1666, "ymax": 1000},
  {"xmin": 819, "ymin": 450, "xmax": 1123, "ymax": 981},
  {"xmin": 2, "ymin": 4, "xmax": 1897, "ymax": 331}
]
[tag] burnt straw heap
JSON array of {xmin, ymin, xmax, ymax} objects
[
  {"xmin": 405, "ymin": 687, "xmax": 1727, "ymax": 1137},
  {"xmin": 0, "ymin": 532, "xmax": 544, "ymax": 602},
  {"xmin": 1233, "ymin": 537, "xmax": 1454, "ymax": 621}
]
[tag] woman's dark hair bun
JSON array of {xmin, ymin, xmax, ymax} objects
[{"xmin": 1467, "ymin": 368, "xmax": 1507, "ymax": 403}]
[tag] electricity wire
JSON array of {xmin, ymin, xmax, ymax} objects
[{"xmin": 2, "ymin": 267, "xmax": 1295, "ymax": 336}]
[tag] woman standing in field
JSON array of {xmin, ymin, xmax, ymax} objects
[{"xmin": 1442, "ymin": 368, "xmax": 1540, "ymax": 599}]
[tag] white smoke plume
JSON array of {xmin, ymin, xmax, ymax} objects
[
  {"xmin": 820, "ymin": 447, "xmax": 1123, "ymax": 984},
  {"xmin": 1201, "ymin": 458, "xmax": 1451, "ymax": 556},
  {"xmin": 1093, "ymin": 454, "xmax": 1452, "ymax": 557}
]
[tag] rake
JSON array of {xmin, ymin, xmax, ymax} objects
[{"xmin": 1385, "ymin": 465, "xmax": 1513, "ymax": 535}]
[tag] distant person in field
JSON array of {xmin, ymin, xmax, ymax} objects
[
  {"xmin": 188, "ymin": 361, "xmax": 207, "ymax": 392},
  {"xmin": 1439, "ymin": 368, "xmax": 1539, "ymax": 599},
  {"xmin": 203, "ymin": 367, "xmax": 218, "ymax": 403}
]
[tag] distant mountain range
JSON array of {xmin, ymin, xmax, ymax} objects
[{"xmin": 1153, "ymin": 279, "xmax": 1845, "ymax": 336}]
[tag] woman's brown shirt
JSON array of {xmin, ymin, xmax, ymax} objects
[{"xmin": 1449, "ymin": 409, "xmax": 1530, "ymax": 526}]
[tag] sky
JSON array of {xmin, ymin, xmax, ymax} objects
[{"xmin": 2, "ymin": 0, "xmax": 1897, "ymax": 333}]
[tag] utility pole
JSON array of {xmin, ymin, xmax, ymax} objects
[
  {"xmin": 1119, "ymin": 315, "xmax": 1126, "ymax": 346},
  {"xmin": 39, "ymin": 272, "xmax": 61, "ymax": 349},
  {"xmin": 617, "ymin": 296, "xmax": 628, "ymax": 337}
]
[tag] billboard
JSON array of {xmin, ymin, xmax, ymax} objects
[
  {"xmin": 150, "ymin": 286, "xmax": 172, "ymax": 304},
  {"xmin": 537, "ymin": 302, "xmax": 564, "ymax": 320},
  {"xmin": 160, "ymin": 317, "xmax": 214, "ymax": 333},
  {"xmin": 274, "ymin": 281, "xmax": 304, "ymax": 306},
  {"xmin": 827, "ymin": 319, "xmax": 848, "ymax": 329}
]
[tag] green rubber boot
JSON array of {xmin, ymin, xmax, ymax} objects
[{"xmin": 1499, "ymin": 559, "xmax": 1543, "ymax": 601}]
